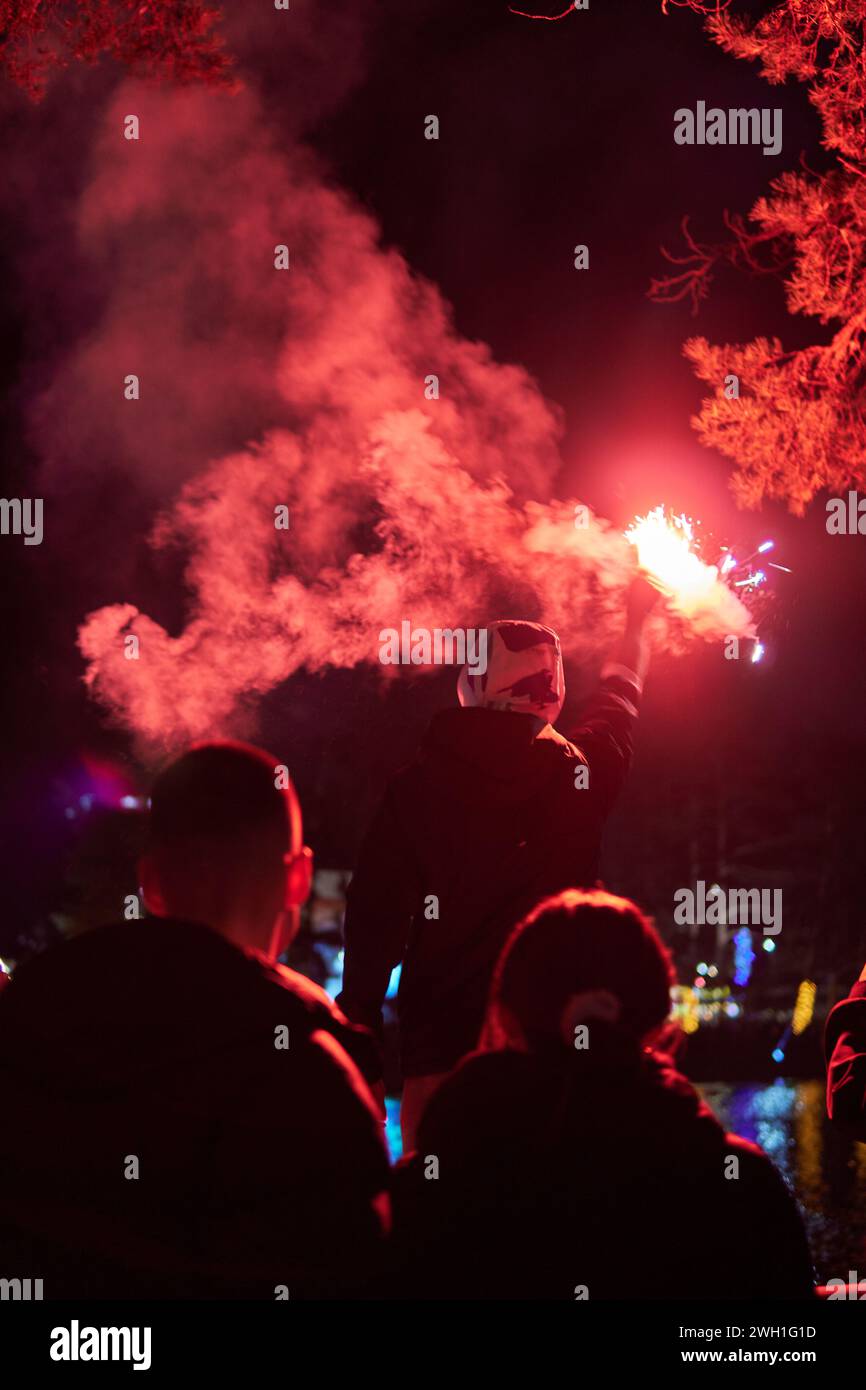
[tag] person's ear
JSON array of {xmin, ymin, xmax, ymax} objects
[
  {"xmin": 138, "ymin": 854, "xmax": 167, "ymax": 917},
  {"xmin": 284, "ymin": 845, "xmax": 313, "ymax": 909}
]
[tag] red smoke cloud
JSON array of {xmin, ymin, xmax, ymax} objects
[{"xmin": 31, "ymin": 81, "xmax": 750, "ymax": 752}]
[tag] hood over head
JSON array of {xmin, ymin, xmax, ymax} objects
[{"xmin": 457, "ymin": 620, "xmax": 564, "ymax": 727}]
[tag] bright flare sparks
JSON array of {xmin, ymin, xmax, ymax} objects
[{"xmin": 624, "ymin": 506, "xmax": 718, "ymax": 601}]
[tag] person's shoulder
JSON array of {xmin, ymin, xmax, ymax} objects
[
  {"xmin": 307, "ymin": 1027, "xmax": 377, "ymax": 1107},
  {"xmin": 825, "ymin": 981, "xmax": 866, "ymax": 1052},
  {"xmin": 723, "ymin": 1132, "xmax": 793, "ymax": 1193},
  {"xmin": 724, "ymin": 1132, "xmax": 765, "ymax": 1164},
  {"xmin": 532, "ymin": 725, "xmax": 590, "ymax": 778},
  {"xmin": 0, "ymin": 917, "xmax": 221, "ymax": 1011},
  {"xmin": 266, "ymin": 960, "xmax": 337, "ymax": 1009},
  {"xmin": 430, "ymin": 1048, "xmax": 529, "ymax": 1095},
  {"xmin": 535, "ymin": 724, "xmax": 574, "ymax": 752},
  {"xmin": 720, "ymin": 1131, "xmax": 813, "ymax": 1295},
  {"xmin": 227, "ymin": 968, "xmax": 380, "ymax": 1113},
  {"xmin": 303, "ymin": 1030, "xmax": 389, "ymax": 1166},
  {"xmin": 419, "ymin": 1049, "xmax": 538, "ymax": 1136},
  {"xmin": 247, "ymin": 956, "xmax": 346, "ymax": 1026}
]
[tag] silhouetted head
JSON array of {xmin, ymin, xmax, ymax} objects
[
  {"xmin": 457, "ymin": 620, "xmax": 564, "ymax": 728},
  {"xmin": 482, "ymin": 888, "xmax": 675, "ymax": 1055},
  {"xmin": 140, "ymin": 740, "xmax": 312, "ymax": 960}
]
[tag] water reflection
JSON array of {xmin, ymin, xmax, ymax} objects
[{"xmin": 701, "ymin": 1078, "xmax": 866, "ymax": 1284}]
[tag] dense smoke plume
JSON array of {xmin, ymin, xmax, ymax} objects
[{"xmin": 23, "ymin": 75, "xmax": 751, "ymax": 753}]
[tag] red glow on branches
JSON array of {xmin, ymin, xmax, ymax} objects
[
  {"xmin": 0, "ymin": 0, "xmax": 233, "ymax": 99},
  {"xmin": 652, "ymin": 0, "xmax": 866, "ymax": 514}
]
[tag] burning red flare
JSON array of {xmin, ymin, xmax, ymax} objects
[{"xmin": 624, "ymin": 506, "xmax": 718, "ymax": 602}]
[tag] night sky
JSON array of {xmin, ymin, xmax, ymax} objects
[{"xmin": 1, "ymin": 0, "xmax": 864, "ymax": 985}]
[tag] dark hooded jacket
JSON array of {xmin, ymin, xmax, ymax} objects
[
  {"xmin": 825, "ymin": 978, "xmax": 866, "ymax": 1138},
  {"xmin": 0, "ymin": 919, "xmax": 389, "ymax": 1299},
  {"xmin": 338, "ymin": 672, "xmax": 640, "ymax": 1075},
  {"xmin": 391, "ymin": 1042, "xmax": 815, "ymax": 1300}
]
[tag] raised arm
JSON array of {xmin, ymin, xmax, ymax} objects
[{"xmin": 563, "ymin": 576, "xmax": 660, "ymax": 813}]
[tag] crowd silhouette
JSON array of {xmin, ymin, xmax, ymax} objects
[{"xmin": 0, "ymin": 593, "xmax": 859, "ymax": 1300}]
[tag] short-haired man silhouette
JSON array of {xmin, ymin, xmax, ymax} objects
[{"xmin": 0, "ymin": 740, "xmax": 389, "ymax": 1299}]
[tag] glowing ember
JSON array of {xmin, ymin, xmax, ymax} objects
[{"xmin": 624, "ymin": 506, "xmax": 718, "ymax": 601}]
